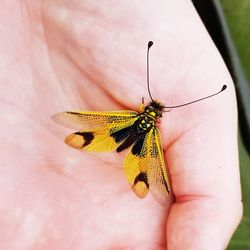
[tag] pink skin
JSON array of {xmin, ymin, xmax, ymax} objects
[{"xmin": 0, "ymin": 1, "xmax": 242, "ymax": 249}]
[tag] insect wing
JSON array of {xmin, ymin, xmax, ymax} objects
[
  {"xmin": 124, "ymin": 131, "xmax": 151, "ymax": 198},
  {"xmin": 124, "ymin": 127, "xmax": 170, "ymax": 204},
  {"xmin": 52, "ymin": 111, "xmax": 137, "ymax": 131},
  {"xmin": 53, "ymin": 111, "xmax": 138, "ymax": 152},
  {"xmin": 147, "ymin": 127, "xmax": 170, "ymax": 204}
]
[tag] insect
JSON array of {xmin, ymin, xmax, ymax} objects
[{"xmin": 53, "ymin": 41, "xmax": 227, "ymax": 204}]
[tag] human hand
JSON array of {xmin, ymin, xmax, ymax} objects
[{"xmin": 0, "ymin": 1, "xmax": 242, "ymax": 249}]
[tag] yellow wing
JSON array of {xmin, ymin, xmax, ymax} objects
[
  {"xmin": 52, "ymin": 111, "xmax": 137, "ymax": 130},
  {"xmin": 53, "ymin": 110, "xmax": 138, "ymax": 152},
  {"xmin": 124, "ymin": 127, "xmax": 170, "ymax": 204}
]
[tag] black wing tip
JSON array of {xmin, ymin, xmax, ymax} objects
[
  {"xmin": 74, "ymin": 131, "xmax": 94, "ymax": 147},
  {"xmin": 134, "ymin": 172, "xmax": 149, "ymax": 189}
]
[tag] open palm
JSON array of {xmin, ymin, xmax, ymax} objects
[{"xmin": 0, "ymin": 1, "xmax": 242, "ymax": 249}]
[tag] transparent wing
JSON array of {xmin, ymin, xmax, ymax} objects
[
  {"xmin": 147, "ymin": 127, "xmax": 170, "ymax": 204},
  {"xmin": 52, "ymin": 110, "xmax": 138, "ymax": 131},
  {"xmin": 124, "ymin": 128, "xmax": 170, "ymax": 204},
  {"xmin": 124, "ymin": 132, "xmax": 150, "ymax": 198},
  {"xmin": 53, "ymin": 110, "xmax": 138, "ymax": 152}
]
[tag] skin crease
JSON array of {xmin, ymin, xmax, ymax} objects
[{"xmin": 0, "ymin": 0, "xmax": 243, "ymax": 249}]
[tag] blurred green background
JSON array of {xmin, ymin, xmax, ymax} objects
[{"xmin": 220, "ymin": 1, "xmax": 250, "ymax": 249}]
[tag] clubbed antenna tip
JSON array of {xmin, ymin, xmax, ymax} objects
[{"xmin": 148, "ymin": 41, "xmax": 153, "ymax": 49}]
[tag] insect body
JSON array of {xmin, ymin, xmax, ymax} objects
[
  {"xmin": 53, "ymin": 41, "xmax": 227, "ymax": 204},
  {"xmin": 53, "ymin": 99, "xmax": 169, "ymax": 203}
]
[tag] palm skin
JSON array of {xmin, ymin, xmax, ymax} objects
[{"xmin": 0, "ymin": 0, "xmax": 242, "ymax": 249}]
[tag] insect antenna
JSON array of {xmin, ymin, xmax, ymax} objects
[
  {"xmin": 163, "ymin": 84, "xmax": 227, "ymax": 109},
  {"xmin": 147, "ymin": 41, "xmax": 154, "ymax": 102}
]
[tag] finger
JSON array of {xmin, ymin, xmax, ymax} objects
[
  {"xmin": 167, "ymin": 198, "xmax": 242, "ymax": 250},
  {"xmin": 166, "ymin": 88, "xmax": 242, "ymax": 249}
]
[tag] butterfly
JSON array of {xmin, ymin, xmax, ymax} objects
[{"xmin": 53, "ymin": 41, "xmax": 227, "ymax": 204}]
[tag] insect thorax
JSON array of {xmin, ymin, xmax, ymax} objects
[
  {"xmin": 144, "ymin": 101, "xmax": 164, "ymax": 118},
  {"xmin": 137, "ymin": 114, "xmax": 156, "ymax": 133}
]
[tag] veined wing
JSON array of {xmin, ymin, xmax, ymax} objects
[
  {"xmin": 124, "ymin": 127, "xmax": 170, "ymax": 204},
  {"xmin": 147, "ymin": 127, "xmax": 170, "ymax": 204},
  {"xmin": 52, "ymin": 110, "xmax": 138, "ymax": 131},
  {"xmin": 53, "ymin": 110, "xmax": 138, "ymax": 152}
]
